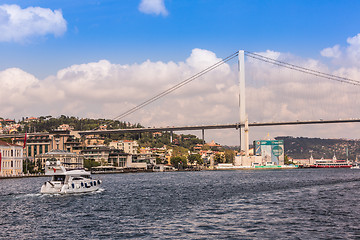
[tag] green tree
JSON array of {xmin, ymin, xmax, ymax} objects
[
  {"xmin": 202, "ymin": 144, "xmax": 210, "ymax": 151},
  {"xmin": 197, "ymin": 157, "xmax": 204, "ymax": 165},
  {"xmin": 284, "ymin": 155, "xmax": 294, "ymax": 165},
  {"xmin": 23, "ymin": 158, "xmax": 36, "ymax": 173},
  {"xmin": 224, "ymin": 149, "xmax": 235, "ymax": 163},
  {"xmin": 84, "ymin": 159, "xmax": 101, "ymax": 170},
  {"xmin": 188, "ymin": 154, "xmax": 201, "ymax": 165},
  {"xmin": 104, "ymin": 138, "xmax": 112, "ymax": 145},
  {"xmin": 156, "ymin": 157, "xmax": 162, "ymax": 164},
  {"xmin": 170, "ymin": 156, "xmax": 187, "ymax": 169},
  {"xmin": 171, "ymin": 146, "xmax": 189, "ymax": 158},
  {"xmin": 214, "ymin": 153, "xmax": 224, "ymax": 164}
]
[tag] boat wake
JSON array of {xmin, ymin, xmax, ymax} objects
[{"xmin": 14, "ymin": 193, "xmax": 43, "ymax": 199}]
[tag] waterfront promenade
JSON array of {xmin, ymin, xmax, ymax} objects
[{"xmin": 0, "ymin": 173, "xmax": 45, "ymax": 179}]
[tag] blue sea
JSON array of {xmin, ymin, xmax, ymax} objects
[{"xmin": 1, "ymin": 169, "xmax": 360, "ymax": 239}]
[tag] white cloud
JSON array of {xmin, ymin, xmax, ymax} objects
[
  {"xmin": 320, "ymin": 44, "xmax": 341, "ymax": 58},
  {"xmin": 321, "ymin": 33, "xmax": 360, "ymax": 68},
  {"xmin": 138, "ymin": 0, "xmax": 168, "ymax": 16},
  {"xmin": 0, "ymin": 4, "xmax": 67, "ymax": 43},
  {"xmin": 1, "ymin": 46, "xmax": 360, "ymax": 145},
  {"xmin": 345, "ymin": 33, "xmax": 360, "ymax": 67}
]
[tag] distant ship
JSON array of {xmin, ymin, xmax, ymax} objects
[
  {"xmin": 351, "ymin": 164, "xmax": 360, "ymax": 169},
  {"xmin": 309, "ymin": 155, "xmax": 352, "ymax": 168}
]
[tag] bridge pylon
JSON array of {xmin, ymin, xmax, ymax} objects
[{"xmin": 238, "ymin": 50, "xmax": 249, "ymax": 156}]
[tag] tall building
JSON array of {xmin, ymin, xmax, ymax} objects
[
  {"xmin": 0, "ymin": 140, "xmax": 23, "ymax": 176},
  {"xmin": 254, "ymin": 140, "xmax": 285, "ymax": 165}
]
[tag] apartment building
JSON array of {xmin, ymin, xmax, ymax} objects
[{"xmin": 109, "ymin": 140, "xmax": 138, "ymax": 154}]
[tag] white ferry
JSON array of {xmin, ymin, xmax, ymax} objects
[
  {"xmin": 309, "ymin": 155, "xmax": 352, "ymax": 168},
  {"xmin": 40, "ymin": 160, "xmax": 102, "ymax": 194}
]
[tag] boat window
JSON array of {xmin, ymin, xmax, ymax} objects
[
  {"xmin": 72, "ymin": 177, "xmax": 83, "ymax": 180},
  {"xmin": 52, "ymin": 175, "xmax": 65, "ymax": 182},
  {"xmin": 81, "ymin": 175, "xmax": 91, "ymax": 179}
]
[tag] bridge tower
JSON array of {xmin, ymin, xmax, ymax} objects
[{"xmin": 238, "ymin": 50, "xmax": 249, "ymax": 156}]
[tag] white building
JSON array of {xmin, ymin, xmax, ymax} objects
[
  {"xmin": 0, "ymin": 140, "xmax": 23, "ymax": 176},
  {"xmin": 109, "ymin": 140, "xmax": 138, "ymax": 154}
]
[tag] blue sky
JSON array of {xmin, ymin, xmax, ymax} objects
[
  {"xmin": 1, "ymin": 0, "xmax": 360, "ymax": 144},
  {"xmin": 1, "ymin": 0, "xmax": 360, "ymax": 78}
]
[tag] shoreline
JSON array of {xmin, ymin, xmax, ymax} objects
[
  {"xmin": 0, "ymin": 166, "xmax": 301, "ymax": 179},
  {"xmin": 7, "ymin": 165, "xmax": 355, "ymax": 179},
  {"xmin": 0, "ymin": 173, "xmax": 46, "ymax": 179}
]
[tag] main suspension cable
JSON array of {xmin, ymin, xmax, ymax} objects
[
  {"xmin": 112, "ymin": 51, "xmax": 239, "ymax": 121},
  {"xmin": 245, "ymin": 51, "xmax": 360, "ymax": 86}
]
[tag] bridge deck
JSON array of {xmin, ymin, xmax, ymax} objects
[
  {"xmin": 77, "ymin": 118, "xmax": 360, "ymax": 135},
  {"xmin": 1, "ymin": 119, "xmax": 359, "ymax": 138}
]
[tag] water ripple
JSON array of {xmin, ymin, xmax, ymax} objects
[{"xmin": 1, "ymin": 169, "xmax": 360, "ymax": 239}]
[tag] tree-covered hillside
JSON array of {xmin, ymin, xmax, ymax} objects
[
  {"xmin": 18, "ymin": 115, "xmax": 143, "ymax": 133},
  {"xmin": 276, "ymin": 136, "xmax": 360, "ymax": 160}
]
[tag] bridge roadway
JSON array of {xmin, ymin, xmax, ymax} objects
[
  {"xmin": 77, "ymin": 118, "xmax": 360, "ymax": 135},
  {"xmin": 1, "ymin": 118, "xmax": 359, "ymax": 138}
]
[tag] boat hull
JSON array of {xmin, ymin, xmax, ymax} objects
[
  {"xmin": 40, "ymin": 179, "xmax": 102, "ymax": 194},
  {"xmin": 309, "ymin": 165, "xmax": 352, "ymax": 168}
]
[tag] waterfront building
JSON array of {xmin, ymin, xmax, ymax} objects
[
  {"xmin": 291, "ymin": 156, "xmax": 315, "ymax": 166},
  {"xmin": 81, "ymin": 145, "xmax": 110, "ymax": 165},
  {"xmin": 129, "ymin": 154, "xmax": 148, "ymax": 169},
  {"xmin": 233, "ymin": 140, "xmax": 284, "ymax": 167},
  {"xmin": 0, "ymin": 140, "xmax": 23, "ymax": 176},
  {"xmin": 80, "ymin": 144, "xmax": 150, "ymax": 169},
  {"xmin": 200, "ymin": 150, "xmax": 214, "ymax": 166},
  {"xmin": 12, "ymin": 130, "xmax": 83, "ymax": 161},
  {"xmin": 109, "ymin": 140, "xmax": 139, "ymax": 154},
  {"xmin": 234, "ymin": 155, "xmax": 262, "ymax": 167},
  {"xmin": 107, "ymin": 151, "xmax": 150, "ymax": 169},
  {"xmin": 108, "ymin": 149, "xmax": 130, "ymax": 167},
  {"xmin": 254, "ymin": 140, "xmax": 285, "ymax": 165},
  {"xmin": 35, "ymin": 149, "xmax": 84, "ymax": 170}
]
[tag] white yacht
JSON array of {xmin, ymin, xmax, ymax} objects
[{"xmin": 40, "ymin": 160, "xmax": 102, "ymax": 194}]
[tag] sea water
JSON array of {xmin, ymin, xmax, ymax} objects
[{"xmin": 1, "ymin": 169, "xmax": 360, "ymax": 239}]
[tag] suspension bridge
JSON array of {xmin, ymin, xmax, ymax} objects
[
  {"xmin": 76, "ymin": 50, "xmax": 360, "ymax": 156},
  {"xmin": 2, "ymin": 50, "xmax": 359, "ymax": 154}
]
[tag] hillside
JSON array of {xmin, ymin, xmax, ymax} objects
[
  {"xmin": 275, "ymin": 136, "xmax": 360, "ymax": 160},
  {"xmin": 1, "ymin": 115, "xmax": 211, "ymax": 151}
]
